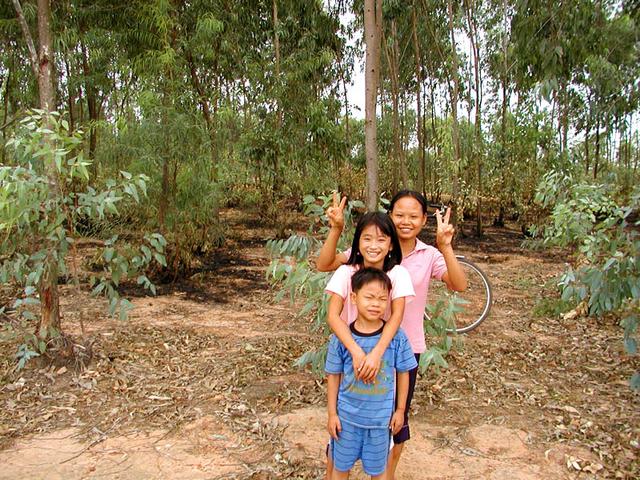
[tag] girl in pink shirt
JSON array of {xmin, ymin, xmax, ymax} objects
[
  {"xmin": 324, "ymin": 212, "xmax": 415, "ymax": 382},
  {"xmin": 323, "ymin": 211, "xmax": 414, "ymax": 479},
  {"xmin": 318, "ymin": 190, "xmax": 467, "ymax": 479}
]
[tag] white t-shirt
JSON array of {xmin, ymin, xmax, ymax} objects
[{"xmin": 324, "ymin": 264, "xmax": 415, "ymax": 325}]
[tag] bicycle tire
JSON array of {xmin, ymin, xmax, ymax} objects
[{"xmin": 424, "ymin": 256, "xmax": 492, "ymax": 334}]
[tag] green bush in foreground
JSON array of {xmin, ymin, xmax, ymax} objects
[{"xmin": 533, "ymin": 170, "xmax": 640, "ymax": 389}]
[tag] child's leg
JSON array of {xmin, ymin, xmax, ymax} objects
[
  {"xmin": 387, "ymin": 355, "xmax": 420, "ymax": 478},
  {"xmin": 387, "ymin": 443, "xmax": 404, "ymax": 479},
  {"xmin": 325, "ymin": 441, "xmax": 334, "ymax": 480},
  {"xmin": 361, "ymin": 428, "xmax": 391, "ymax": 479},
  {"xmin": 330, "ymin": 424, "xmax": 359, "ymax": 479},
  {"xmin": 331, "ymin": 469, "xmax": 349, "ymax": 480}
]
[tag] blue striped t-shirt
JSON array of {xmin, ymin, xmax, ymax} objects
[{"xmin": 325, "ymin": 322, "xmax": 418, "ymax": 429}]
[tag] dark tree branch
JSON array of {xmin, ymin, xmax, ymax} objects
[{"xmin": 11, "ymin": 0, "xmax": 39, "ymax": 78}]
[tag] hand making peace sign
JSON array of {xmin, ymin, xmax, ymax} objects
[
  {"xmin": 435, "ymin": 207, "xmax": 455, "ymax": 251},
  {"xmin": 326, "ymin": 191, "xmax": 346, "ymax": 231}
]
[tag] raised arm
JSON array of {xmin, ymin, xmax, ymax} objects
[
  {"xmin": 436, "ymin": 208, "xmax": 468, "ymax": 291},
  {"xmin": 316, "ymin": 193, "xmax": 348, "ymax": 272}
]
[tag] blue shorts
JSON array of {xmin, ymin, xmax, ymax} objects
[{"xmin": 330, "ymin": 422, "xmax": 391, "ymax": 476}]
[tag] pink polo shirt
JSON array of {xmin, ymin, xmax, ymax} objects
[
  {"xmin": 325, "ymin": 264, "xmax": 415, "ymax": 326},
  {"xmin": 342, "ymin": 240, "xmax": 447, "ymax": 353}
]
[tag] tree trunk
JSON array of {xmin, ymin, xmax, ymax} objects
[
  {"xmin": 63, "ymin": 59, "xmax": 75, "ymax": 133},
  {"xmin": 464, "ymin": 0, "xmax": 483, "ymax": 236},
  {"xmin": 364, "ymin": 0, "xmax": 382, "ymax": 211},
  {"xmin": 411, "ymin": 6, "xmax": 425, "ymax": 197},
  {"xmin": 80, "ymin": 42, "xmax": 99, "ymax": 162},
  {"xmin": 272, "ymin": 0, "xmax": 282, "ymax": 203},
  {"xmin": 186, "ymin": 51, "xmax": 217, "ymax": 181},
  {"xmin": 1, "ymin": 62, "xmax": 11, "ymax": 165},
  {"xmin": 447, "ymin": 0, "xmax": 460, "ymax": 226},
  {"xmin": 383, "ymin": 19, "xmax": 403, "ymax": 191},
  {"xmin": 185, "ymin": 52, "xmax": 220, "ymax": 226},
  {"xmin": 13, "ymin": 0, "xmax": 61, "ymax": 338},
  {"xmin": 594, "ymin": 116, "xmax": 600, "ymax": 179},
  {"xmin": 430, "ymin": 83, "xmax": 437, "ymax": 198},
  {"xmin": 585, "ymin": 112, "xmax": 591, "ymax": 175},
  {"xmin": 343, "ymin": 73, "xmax": 350, "ymax": 164},
  {"xmin": 560, "ymin": 79, "xmax": 569, "ymax": 154},
  {"xmin": 495, "ymin": 0, "xmax": 510, "ymax": 228}
]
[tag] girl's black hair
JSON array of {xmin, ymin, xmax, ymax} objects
[
  {"xmin": 388, "ymin": 190, "xmax": 428, "ymax": 215},
  {"xmin": 346, "ymin": 212, "xmax": 402, "ymax": 272}
]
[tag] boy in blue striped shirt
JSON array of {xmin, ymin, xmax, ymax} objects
[{"xmin": 325, "ymin": 267, "xmax": 418, "ymax": 479}]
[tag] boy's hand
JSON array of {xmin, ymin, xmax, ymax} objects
[
  {"xmin": 327, "ymin": 413, "xmax": 342, "ymax": 439},
  {"xmin": 326, "ymin": 191, "xmax": 346, "ymax": 231},
  {"xmin": 390, "ymin": 409, "xmax": 405, "ymax": 435},
  {"xmin": 436, "ymin": 207, "xmax": 455, "ymax": 251},
  {"xmin": 359, "ymin": 350, "xmax": 382, "ymax": 383}
]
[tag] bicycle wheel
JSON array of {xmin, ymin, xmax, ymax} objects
[{"xmin": 424, "ymin": 256, "xmax": 492, "ymax": 334}]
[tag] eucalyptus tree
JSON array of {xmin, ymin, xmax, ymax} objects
[
  {"xmin": 364, "ymin": 0, "xmax": 382, "ymax": 210},
  {"xmin": 11, "ymin": 0, "xmax": 61, "ymax": 339}
]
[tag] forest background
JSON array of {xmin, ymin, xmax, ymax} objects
[
  {"xmin": 2, "ymin": 0, "xmax": 638, "ymax": 366},
  {"xmin": 0, "ymin": 0, "xmax": 639, "ymax": 477}
]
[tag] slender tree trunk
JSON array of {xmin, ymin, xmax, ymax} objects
[
  {"xmin": 560, "ymin": 80, "xmax": 569, "ymax": 154},
  {"xmin": 383, "ymin": 19, "xmax": 404, "ymax": 191},
  {"xmin": 411, "ymin": 6, "xmax": 425, "ymax": 197},
  {"xmin": 272, "ymin": 0, "xmax": 282, "ymax": 203},
  {"xmin": 185, "ymin": 51, "xmax": 220, "ymax": 226},
  {"xmin": 364, "ymin": 0, "xmax": 382, "ymax": 211},
  {"xmin": 341, "ymin": 68, "xmax": 350, "ymax": 165},
  {"xmin": 594, "ymin": 116, "xmax": 601, "ymax": 179},
  {"xmin": 186, "ymin": 51, "xmax": 217, "ymax": 181},
  {"xmin": 430, "ymin": 83, "xmax": 437, "ymax": 197},
  {"xmin": 585, "ymin": 103, "xmax": 591, "ymax": 175},
  {"xmin": 158, "ymin": 86, "xmax": 170, "ymax": 231},
  {"xmin": 37, "ymin": 0, "xmax": 59, "ymax": 338},
  {"xmin": 447, "ymin": 0, "xmax": 460, "ymax": 226},
  {"xmin": 1, "ymin": 62, "xmax": 11, "ymax": 164},
  {"xmin": 14, "ymin": 0, "xmax": 61, "ymax": 338},
  {"xmin": 80, "ymin": 42, "xmax": 99, "ymax": 162},
  {"xmin": 63, "ymin": 58, "xmax": 75, "ymax": 133},
  {"xmin": 495, "ymin": 0, "xmax": 510, "ymax": 227},
  {"xmin": 464, "ymin": 0, "xmax": 483, "ymax": 236}
]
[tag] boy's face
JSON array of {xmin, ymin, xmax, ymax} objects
[{"xmin": 350, "ymin": 280, "xmax": 389, "ymax": 322}]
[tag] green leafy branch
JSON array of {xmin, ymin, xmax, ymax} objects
[{"xmin": 534, "ymin": 170, "xmax": 640, "ymax": 389}]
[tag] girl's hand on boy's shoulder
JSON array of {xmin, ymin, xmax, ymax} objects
[
  {"xmin": 326, "ymin": 191, "xmax": 346, "ymax": 230},
  {"xmin": 436, "ymin": 207, "xmax": 455, "ymax": 250},
  {"xmin": 327, "ymin": 414, "xmax": 342, "ymax": 439}
]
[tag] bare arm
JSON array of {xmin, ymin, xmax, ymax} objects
[
  {"xmin": 315, "ymin": 193, "xmax": 348, "ymax": 272},
  {"xmin": 390, "ymin": 371, "xmax": 410, "ymax": 434},
  {"xmin": 436, "ymin": 208, "xmax": 467, "ymax": 291},
  {"xmin": 326, "ymin": 294, "xmax": 366, "ymax": 375},
  {"xmin": 326, "ymin": 373, "xmax": 342, "ymax": 439},
  {"xmin": 441, "ymin": 247, "xmax": 467, "ymax": 291},
  {"xmin": 316, "ymin": 226, "xmax": 348, "ymax": 272},
  {"xmin": 359, "ymin": 297, "xmax": 406, "ymax": 382}
]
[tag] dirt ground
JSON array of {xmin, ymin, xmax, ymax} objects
[{"xmin": 0, "ymin": 208, "xmax": 638, "ymax": 479}]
